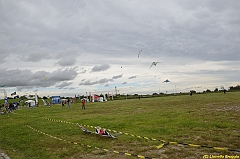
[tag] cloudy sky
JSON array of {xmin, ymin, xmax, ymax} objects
[{"xmin": 0, "ymin": 0, "xmax": 239, "ymax": 98}]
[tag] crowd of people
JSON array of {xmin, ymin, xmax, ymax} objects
[
  {"xmin": 0, "ymin": 102, "xmax": 19, "ymax": 115},
  {"xmin": 61, "ymin": 98, "xmax": 86, "ymax": 110},
  {"xmin": 1, "ymin": 97, "xmax": 88, "ymax": 115}
]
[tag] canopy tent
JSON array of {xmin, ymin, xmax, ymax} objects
[
  {"xmin": 52, "ymin": 96, "xmax": 61, "ymax": 104},
  {"xmin": 91, "ymin": 95, "xmax": 100, "ymax": 102},
  {"xmin": 99, "ymin": 97, "xmax": 104, "ymax": 102},
  {"xmin": 25, "ymin": 100, "xmax": 36, "ymax": 107}
]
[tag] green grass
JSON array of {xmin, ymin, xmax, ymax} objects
[{"xmin": 0, "ymin": 92, "xmax": 240, "ymax": 158}]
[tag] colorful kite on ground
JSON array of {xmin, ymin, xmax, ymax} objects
[
  {"xmin": 150, "ymin": 62, "xmax": 161, "ymax": 68},
  {"xmin": 77, "ymin": 123, "xmax": 116, "ymax": 138}
]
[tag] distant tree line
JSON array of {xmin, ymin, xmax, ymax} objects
[
  {"xmin": 229, "ymin": 85, "xmax": 240, "ymax": 91},
  {"xmin": 4, "ymin": 84, "xmax": 240, "ymax": 101}
]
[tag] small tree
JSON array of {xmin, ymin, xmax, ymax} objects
[
  {"xmin": 43, "ymin": 96, "xmax": 48, "ymax": 99},
  {"xmin": 190, "ymin": 90, "xmax": 196, "ymax": 94},
  {"xmin": 206, "ymin": 89, "xmax": 211, "ymax": 93}
]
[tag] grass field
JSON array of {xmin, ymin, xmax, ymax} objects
[{"xmin": 0, "ymin": 92, "xmax": 240, "ymax": 159}]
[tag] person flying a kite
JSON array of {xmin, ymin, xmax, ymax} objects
[{"xmin": 150, "ymin": 62, "xmax": 161, "ymax": 68}]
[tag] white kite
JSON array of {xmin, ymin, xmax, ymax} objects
[
  {"xmin": 150, "ymin": 62, "xmax": 161, "ymax": 68},
  {"xmin": 138, "ymin": 50, "xmax": 142, "ymax": 58}
]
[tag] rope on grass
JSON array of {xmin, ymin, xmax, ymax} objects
[
  {"xmin": 39, "ymin": 117, "xmax": 168, "ymax": 149},
  {"xmin": 41, "ymin": 117, "xmax": 76, "ymax": 125},
  {"xmin": 40, "ymin": 117, "xmax": 240, "ymax": 153},
  {"xmin": 13, "ymin": 113, "xmax": 240, "ymax": 153},
  {"xmin": 25, "ymin": 125, "xmax": 156, "ymax": 159},
  {"xmin": 169, "ymin": 141, "xmax": 240, "ymax": 152}
]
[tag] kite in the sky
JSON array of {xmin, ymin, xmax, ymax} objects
[
  {"xmin": 163, "ymin": 79, "xmax": 170, "ymax": 83},
  {"xmin": 150, "ymin": 62, "xmax": 161, "ymax": 68},
  {"xmin": 138, "ymin": 50, "xmax": 142, "ymax": 58}
]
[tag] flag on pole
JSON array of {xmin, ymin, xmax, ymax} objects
[{"xmin": 35, "ymin": 92, "xmax": 38, "ymax": 106}]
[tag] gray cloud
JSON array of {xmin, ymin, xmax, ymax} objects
[
  {"xmin": 46, "ymin": 67, "xmax": 78, "ymax": 81},
  {"xmin": 112, "ymin": 74, "xmax": 123, "ymax": 79},
  {"xmin": 56, "ymin": 47, "xmax": 82, "ymax": 66},
  {"xmin": 78, "ymin": 74, "xmax": 123, "ymax": 86},
  {"xmin": 0, "ymin": 67, "xmax": 78, "ymax": 88},
  {"xmin": 56, "ymin": 81, "xmax": 73, "ymax": 89},
  {"xmin": 78, "ymin": 68, "xmax": 87, "ymax": 74},
  {"xmin": 91, "ymin": 64, "xmax": 110, "ymax": 72},
  {"xmin": 16, "ymin": 86, "xmax": 34, "ymax": 91},
  {"xmin": 79, "ymin": 78, "xmax": 113, "ymax": 86},
  {"xmin": 20, "ymin": 50, "xmax": 52, "ymax": 62},
  {"xmin": 0, "ymin": 52, "xmax": 10, "ymax": 63},
  {"xmin": 57, "ymin": 57, "xmax": 76, "ymax": 66},
  {"xmin": 128, "ymin": 76, "xmax": 137, "ymax": 79},
  {"xmin": 1, "ymin": 1, "xmax": 239, "ymax": 63}
]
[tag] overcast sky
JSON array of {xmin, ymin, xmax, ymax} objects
[{"xmin": 0, "ymin": 0, "xmax": 239, "ymax": 98}]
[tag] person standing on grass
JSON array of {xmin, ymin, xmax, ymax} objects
[
  {"xmin": 67, "ymin": 98, "xmax": 71, "ymax": 108},
  {"xmin": 81, "ymin": 99, "xmax": 86, "ymax": 110},
  {"xmin": 62, "ymin": 100, "xmax": 65, "ymax": 108}
]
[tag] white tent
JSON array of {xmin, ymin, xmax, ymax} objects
[
  {"xmin": 25, "ymin": 100, "xmax": 36, "ymax": 107},
  {"xmin": 99, "ymin": 97, "xmax": 104, "ymax": 102}
]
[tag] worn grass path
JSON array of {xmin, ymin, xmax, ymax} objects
[{"xmin": 0, "ymin": 92, "xmax": 240, "ymax": 158}]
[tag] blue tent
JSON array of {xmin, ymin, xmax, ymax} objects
[{"xmin": 52, "ymin": 96, "xmax": 61, "ymax": 104}]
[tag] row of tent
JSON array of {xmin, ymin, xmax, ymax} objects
[
  {"xmin": 52, "ymin": 95, "xmax": 106, "ymax": 104},
  {"xmin": 23, "ymin": 95, "xmax": 107, "ymax": 107}
]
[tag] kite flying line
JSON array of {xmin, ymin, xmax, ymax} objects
[{"xmin": 26, "ymin": 125, "xmax": 156, "ymax": 159}]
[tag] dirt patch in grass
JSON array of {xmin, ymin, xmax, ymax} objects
[
  {"xmin": 0, "ymin": 148, "xmax": 11, "ymax": 159},
  {"xmin": 204, "ymin": 104, "xmax": 240, "ymax": 112},
  {"xmin": 215, "ymin": 105, "xmax": 240, "ymax": 112}
]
